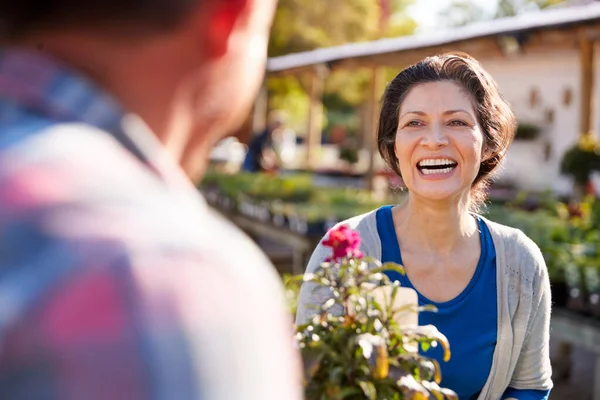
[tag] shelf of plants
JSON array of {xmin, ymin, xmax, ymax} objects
[
  {"xmin": 200, "ymin": 171, "xmax": 394, "ymax": 238},
  {"xmin": 486, "ymin": 195, "xmax": 600, "ymax": 321},
  {"xmin": 201, "ymin": 172, "xmax": 600, "ymax": 319}
]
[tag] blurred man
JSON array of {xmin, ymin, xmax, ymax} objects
[
  {"xmin": 0, "ymin": 1, "xmax": 301, "ymax": 399},
  {"xmin": 242, "ymin": 111, "xmax": 285, "ymax": 172}
]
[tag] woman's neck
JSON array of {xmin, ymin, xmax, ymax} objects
[{"xmin": 392, "ymin": 194, "xmax": 478, "ymax": 256}]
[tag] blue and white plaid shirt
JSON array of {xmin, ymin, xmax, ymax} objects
[{"xmin": 0, "ymin": 48, "xmax": 301, "ymax": 400}]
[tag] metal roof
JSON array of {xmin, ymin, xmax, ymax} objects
[{"xmin": 267, "ymin": 2, "xmax": 600, "ymax": 73}]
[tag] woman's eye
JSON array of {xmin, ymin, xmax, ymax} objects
[
  {"xmin": 405, "ymin": 120, "xmax": 423, "ymax": 127},
  {"xmin": 448, "ymin": 119, "xmax": 468, "ymax": 127}
]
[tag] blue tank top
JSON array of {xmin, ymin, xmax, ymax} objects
[{"xmin": 376, "ymin": 206, "xmax": 550, "ymax": 400}]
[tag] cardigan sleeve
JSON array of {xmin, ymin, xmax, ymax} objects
[
  {"xmin": 295, "ymin": 211, "xmax": 381, "ymax": 326},
  {"xmin": 295, "ymin": 236, "xmax": 341, "ymax": 325},
  {"xmin": 508, "ymin": 234, "xmax": 553, "ymax": 391}
]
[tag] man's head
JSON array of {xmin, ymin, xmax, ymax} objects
[
  {"xmin": 1, "ymin": 0, "xmax": 278, "ymax": 179},
  {"xmin": 266, "ymin": 110, "xmax": 286, "ymax": 133}
]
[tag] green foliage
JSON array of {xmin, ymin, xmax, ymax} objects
[
  {"xmin": 287, "ymin": 253, "xmax": 457, "ymax": 399},
  {"xmin": 496, "ymin": 0, "xmax": 567, "ymax": 18},
  {"xmin": 199, "ymin": 171, "xmax": 394, "ymax": 222},
  {"xmin": 438, "ymin": 0, "xmax": 568, "ymax": 28},
  {"xmin": 340, "ymin": 146, "xmax": 360, "ymax": 165},
  {"xmin": 438, "ymin": 0, "xmax": 488, "ymax": 28},
  {"xmin": 267, "ymin": 0, "xmax": 418, "ymax": 133},
  {"xmin": 515, "ymin": 122, "xmax": 541, "ymax": 141},
  {"xmin": 485, "ymin": 195, "xmax": 600, "ymax": 285},
  {"xmin": 269, "ymin": 0, "xmax": 378, "ymax": 57},
  {"xmin": 267, "ymin": 76, "xmax": 311, "ymax": 133},
  {"xmin": 560, "ymin": 145, "xmax": 600, "ymax": 185}
]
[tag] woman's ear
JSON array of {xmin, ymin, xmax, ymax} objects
[{"xmin": 481, "ymin": 145, "xmax": 493, "ymax": 162}]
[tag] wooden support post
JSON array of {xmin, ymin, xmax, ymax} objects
[
  {"xmin": 306, "ymin": 65, "xmax": 327, "ymax": 170},
  {"xmin": 252, "ymin": 83, "xmax": 268, "ymax": 134},
  {"xmin": 580, "ymin": 37, "xmax": 594, "ymax": 136},
  {"xmin": 366, "ymin": 66, "xmax": 383, "ymax": 191}
]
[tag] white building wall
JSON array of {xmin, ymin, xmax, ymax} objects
[{"xmin": 479, "ymin": 49, "xmax": 584, "ymax": 192}]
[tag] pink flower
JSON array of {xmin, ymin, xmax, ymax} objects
[{"xmin": 322, "ymin": 224, "xmax": 364, "ymax": 262}]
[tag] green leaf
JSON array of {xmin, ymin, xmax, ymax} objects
[
  {"xmin": 421, "ymin": 342, "xmax": 430, "ymax": 352},
  {"xmin": 420, "ymin": 381, "xmax": 444, "ymax": 400},
  {"xmin": 418, "ymin": 304, "xmax": 438, "ymax": 313},
  {"xmin": 303, "ymin": 273, "xmax": 316, "ymax": 282},
  {"xmin": 363, "ymin": 256, "xmax": 382, "ymax": 267},
  {"xmin": 338, "ymin": 387, "xmax": 363, "ymax": 398},
  {"xmin": 322, "ymin": 298, "xmax": 336, "ymax": 311},
  {"xmin": 328, "ymin": 366, "xmax": 345, "ymax": 385},
  {"xmin": 358, "ymin": 380, "xmax": 377, "ymax": 400},
  {"xmin": 440, "ymin": 387, "xmax": 458, "ymax": 400},
  {"xmin": 370, "ymin": 263, "xmax": 406, "ymax": 276}
]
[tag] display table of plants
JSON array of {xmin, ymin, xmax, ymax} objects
[
  {"xmin": 200, "ymin": 171, "xmax": 393, "ymax": 238},
  {"xmin": 201, "ymin": 171, "xmax": 600, "ymax": 320},
  {"xmin": 487, "ymin": 194, "xmax": 600, "ymax": 321}
]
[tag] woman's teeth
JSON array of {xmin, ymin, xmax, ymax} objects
[
  {"xmin": 421, "ymin": 166, "xmax": 455, "ymax": 175},
  {"xmin": 417, "ymin": 158, "xmax": 458, "ymax": 175}
]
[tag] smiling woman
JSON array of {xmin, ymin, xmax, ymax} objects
[
  {"xmin": 297, "ymin": 53, "xmax": 553, "ymax": 400},
  {"xmin": 378, "ymin": 53, "xmax": 516, "ymax": 212}
]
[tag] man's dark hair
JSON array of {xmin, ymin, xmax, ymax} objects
[
  {"xmin": 377, "ymin": 52, "xmax": 517, "ymax": 210},
  {"xmin": 0, "ymin": 0, "xmax": 201, "ymax": 39}
]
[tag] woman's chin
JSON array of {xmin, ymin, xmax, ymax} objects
[{"xmin": 409, "ymin": 184, "xmax": 469, "ymax": 204}]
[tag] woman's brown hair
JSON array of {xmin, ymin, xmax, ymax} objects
[{"xmin": 377, "ymin": 52, "xmax": 517, "ymax": 210}]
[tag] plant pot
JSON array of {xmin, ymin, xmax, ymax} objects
[
  {"xmin": 204, "ymin": 188, "xmax": 219, "ymax": 206},
  {"xmin": 218, "ymin": 194, "xmax": 234, "ymax": 211},
  {"xmin": 288, "ymin": 216, "xmax": 326, "ymax": 236},
  {"xmin": 564, "ymin": 263, "xmax": 588, "ymax": 314},
  {"xmin": 238, "ymin": 197, "xmax": 256, "ymax": 218},
  {"xmin": 584, "ymin": 266, "xmax": 600, "ymax": 318},
  {"xmin": 255, "ymin": 202, "xmax": 271, "ymax": 222},
  {"xmin": 324, "ymin": 216, "xmax": 338, "ymax": 232},
  {"xmin": 272, "ymin": 212, "xmax": 287, "ymax": 228},
  {"xmin": 305, "ymin": 220, "xmax": 327, "ymax": 237},
  {"xmin": 550, "ymin": 281, "xmax": 568, "ymax": 308},
  {"xmin": 287, "ymin": 215, "xmax": 302, "ymax": 233}
]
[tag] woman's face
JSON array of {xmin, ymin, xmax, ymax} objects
[{"xmin": 394, "ymin": 80, "xmax": 485, "ymax": 204}]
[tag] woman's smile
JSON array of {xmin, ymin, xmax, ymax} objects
[{"xmin": 416, "ymin": 157, "xmax": 458, "ymax": 178}]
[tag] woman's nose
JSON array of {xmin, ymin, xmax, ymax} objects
[{"xmin": 420, "ymin": 124, "xmax": 448, "ymax": 149}]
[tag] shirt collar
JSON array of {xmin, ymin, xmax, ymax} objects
[{"xmin": 0, "ymin": 47, "xmax": 206, "ymax": 201}]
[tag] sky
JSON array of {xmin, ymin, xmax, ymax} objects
[{"xmin": 407, "ymin": 0, "xmax": 499, "ymax": 32}]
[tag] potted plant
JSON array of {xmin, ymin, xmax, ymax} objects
[
  {"xmin": 288, "ymin": 225, "xmax": 457, "ymax": 399},
  {"xmin": 514, "ymin": 122, "xmax": 541, "ymax": 141},
  {"xmin": 560, "ymin": 132, "xmax": 600, "ymax": 198}
]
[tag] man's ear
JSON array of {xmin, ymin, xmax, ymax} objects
[{"xmin": 202, "ymin": 0, "xmax": 249, "ymax": 57}]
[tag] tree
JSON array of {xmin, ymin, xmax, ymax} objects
[
  {"xmin": 438, "ymin": 0, "xmax": 489, "ymax": 28},
  {"xmin": 496, "ymin": 0, "xmax": 567, "ymax": 18},
  {"xmin": 269, "ymin": 0, "xmax": 380, "ymax": 57},
  {"xmin": 438, "ymin": 0, "xmax": 568, "ymax": 28},
  {"xmin": 267, "ymin": 0, "xmax": 417, "ymax": 134}
]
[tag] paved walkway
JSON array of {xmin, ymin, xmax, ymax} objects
[{"xmin": 551, "ymin": 339, "xmax": 595, "ymax": 400}]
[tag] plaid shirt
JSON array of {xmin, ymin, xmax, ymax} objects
[{"xmin": 0, "ymin": 49, "xmax": 301, "ymax": 400}]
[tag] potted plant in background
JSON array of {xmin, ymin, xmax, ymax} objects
[
  {"xmin": 560, "ymin": 132, "xmax": 600, "ymax": 199},
  {"xmin": 287, "ymin": 225, "xmax": 457, "ymax": 400}
]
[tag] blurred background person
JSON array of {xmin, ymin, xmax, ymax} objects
[
  {"xmin": 0, "ymin": 0, "xmax": 302, "ymax": 399},
  {"xmin": 243, "ymin": 111, "xmax": 287, "ymax": 173}
]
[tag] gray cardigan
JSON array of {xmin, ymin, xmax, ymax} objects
[{"xmin": 296, "ymin": 209, "xmax": 553, "ymax": 400}]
